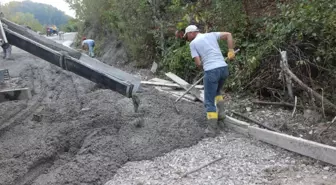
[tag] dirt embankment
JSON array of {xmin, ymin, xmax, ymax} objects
[{"xmin": 76, "ymin": 26, "xmax": 128, "ymax": 66}]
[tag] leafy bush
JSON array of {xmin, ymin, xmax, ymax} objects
[
  {"xmin": 61, "ymin": 18, "xmax": 79, "ymax": 32},
  {"xmin": 162, "ymin": 40, "xmax": 199, "ymax": 82}
]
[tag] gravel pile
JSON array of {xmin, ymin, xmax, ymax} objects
[{"xmin": 106, "ymin": 130, "xmax": 336, "ymax": 185}]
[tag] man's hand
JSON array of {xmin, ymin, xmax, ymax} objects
[
  {"xmin": 220, "ymin": 32, "xmax": 235, "ymax": 60},
  {"xmin": 227, "ymin": 49, "xmax": 235, "ymax": 60}
]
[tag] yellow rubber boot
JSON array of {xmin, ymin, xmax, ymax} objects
[
  {"xmin": 215, "ymin": 95, "xmax": 226, "ymax": 120},
  {"xmin": 205, "ymin": 112, "xmax": 219, "ymax": 137}
]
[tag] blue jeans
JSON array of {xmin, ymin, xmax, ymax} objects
[
  {"xmin": 88, "ymin": 42, "xmax": 95, "ymax": 57},
  {"xmin": 204, "ymin": 66, "xmax": 229, "ymax": 112}
]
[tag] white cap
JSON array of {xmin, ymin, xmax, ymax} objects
[{"xmin": 183, "ymin": 25, "xmax": 199, "ymax": 37}]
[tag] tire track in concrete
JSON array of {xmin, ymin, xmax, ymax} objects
[
  {"xmin": 0, "ymin": 67, "xmax": 46, "ymax": 135},
  {"xmin": 0, "ymin": 65, "xmax": 39, "ymax": 125},
  {"xmin": 0, "ymin": 66, "xmax": 64, "ymax": 137},
  {"xmin": 12, "ymin": 157, "xmax": 55, "ymax": 185},
  {"xmin": 8, "ymin": 69, "xmax": 83, "ymax": 185}
]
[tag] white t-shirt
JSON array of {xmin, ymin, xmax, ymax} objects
[
  {"xmin": 82, "ymin": 39, "xmax": 95, "ymax": 47},
  {"xmin": 189, "ymin": 32, "xmax": 227, "ymax": 71}
]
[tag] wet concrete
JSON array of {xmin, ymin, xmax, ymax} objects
[{"xmin": 0, "ymin": 35, "xmax": 206, "ymax": 185}]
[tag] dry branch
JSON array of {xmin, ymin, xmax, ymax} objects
[
  {"xmin": 280, "ymin": 51, "xmax": 294, "ymax": 99},
  {"xmin": 180, "ymin": 156, "xmax": 225, "ymax": 178},
  {"xmin": 321, "ymin": 88, "xmax": 326, "ymax": 118},
  {"xmin": 280, "ymin": 52, "xmax": 336, "ymax": 112},
  {"xmin": 252, "ymin": 100, "xmax": 300, "ymax": 108},
  {"xmin": 292, "ymin": 96, "xmax": 297, "ymax": 117},
  {"xmin": 317, "ymin": 116, "xmax": 336, "ymax": 138}
]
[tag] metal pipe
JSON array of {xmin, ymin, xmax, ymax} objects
[{"xmin": 0, "ymin": 19, "xmax": 8, "ymax": 43}]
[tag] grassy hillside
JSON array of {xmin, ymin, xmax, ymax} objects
[{"xmin": 1, "ymin": 1, "xmax": 70, "ymax": 28}]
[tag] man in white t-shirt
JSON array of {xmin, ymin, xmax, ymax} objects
[
  {"xmin": 81, "ymin": 37, "xmax": 95, "ymax": 57},
  {"xmin": 184, "ymin": 25, "xmax": 235, "ymax": 137}
]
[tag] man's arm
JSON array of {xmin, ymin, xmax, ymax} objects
[
  {"xmin": 193, "ymin": 56, "xmax": 203, "ymax": 70},
  {"xmin": 190, "ymin": 43, "xmax": 202, "ymax": 69},
  {"xmin": 219, "ymin": 32, "xmax": 234, "ymax": 49},
  {"xmin": 81, "ymin": 41, "xmax": 85, "ymax": 50},
  {"xmin": 218, "ymin": 32, "xmax": 235, "ymax": 60}
]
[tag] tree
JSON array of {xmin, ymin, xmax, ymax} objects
[
  {"xmin": 10, "ymin": 12, "xmax": 43, "ymax": 32},
  {"xmin": 1, "ymin": 1, "xmax": 70, "ymax": 27}
]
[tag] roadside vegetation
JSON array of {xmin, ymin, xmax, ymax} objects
[{"xmin": 66, "ymin": 0, "xmax": 336, "ymax": 116}]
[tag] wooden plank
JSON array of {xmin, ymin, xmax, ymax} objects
[
  {"xmin": 141, "ymin": 81, "xmax": 203, "ymax": 89},
  {"xmin": 155, "ymin": 87, "xmax": 194, "ymax": 102},
  {"xmin": 142, "ymin": 81, "xmax": 180, "ymax": 88},
  {"xmin": 0, "ymin": 87, "xmax": 32, "ymax": 102},
  {"xmin": 248, "ymin": 126, "xmax": 336, "ymax": 166},
  {"xmin": 165, "ymin": 72, "xmax": 204, "ymax": 102},
  {"xmin": 165, "ymin": 72, "xmax": 190, "ymax": 86},
  {"xmin": 160, "ymin": 87, "xmax": 197, "ymax": 100},
  {"xmin": 149, "ymin": 78, "xmax": 173, "ymax": 84},
  {"xmin": 150, "ymin": 77, "xmax": 198, "ymax": 101},
  {"xmin": 200, "ymin": 90, "xmax": 204, "ymax": 102},
  {"xmin": 150, "ymin": 78, "xmax": 204, "ymax": 89}
]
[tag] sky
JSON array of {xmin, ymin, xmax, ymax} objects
[{"xmin": 0, "ymin": 0, "xmax": 76, "ymax": 18}]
